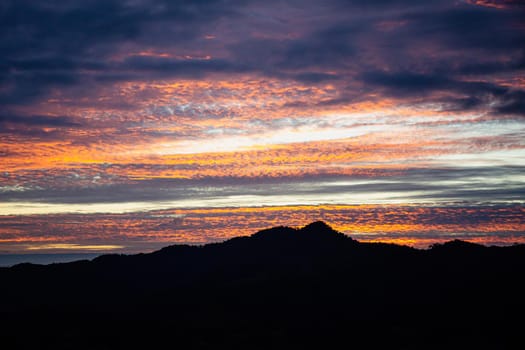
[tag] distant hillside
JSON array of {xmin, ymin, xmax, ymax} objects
[{"xmin": 1, "ymin": 221, "xmax": 524, "ymax": 349}]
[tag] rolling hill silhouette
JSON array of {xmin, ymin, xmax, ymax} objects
[{"xmin": 1, "ymin": 221, "xmax": 524, "ymax": 349}]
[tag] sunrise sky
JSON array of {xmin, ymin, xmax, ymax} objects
[{"xmin": 1, "ymin": 0, "xmax": 524, "ymax": 254}]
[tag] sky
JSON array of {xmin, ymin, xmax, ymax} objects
[{"xmin": 1, "ymin": 0, "xmax": 525, "ymax": 255}]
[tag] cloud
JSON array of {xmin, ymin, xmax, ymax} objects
[
  {"xmin": 360, "ymin": 70, "xmax": 525, "ymax": 117},
  {"xmin": 0, "ymin": 0, "xmax": 524, "ymax": 230},
  {"xmin": 2, "ymin": 165, "xmax": 524, "ymax": 208},
  {"xmin": 0, "ymin": 203, "xmax": 523, "ymax": 252},
  {"xmin": 0, "ymin": 114, "xmax": 80, "ymax": 130},
  {"xmin": 0, "ymin": 0, "xmax": 243, "ymax": 106},
  {"xmin": 113, "ymin": 55, "xmax": 251, "ymax": 80},
  {"xmin": 1, "ymin": 0, "xmax": 524, "ymax": 116},
  {"xmin": 466, "ymin": 0, "xmax": 525, "ymax": 9},
  {"xmin": 492, "ymin": 90, "xmax": 525, "ymax": 117}
]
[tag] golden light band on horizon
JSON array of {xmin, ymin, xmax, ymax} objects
[{"xmin": 1, "ymin": 204, "xmax": 523, "ymax": 253}]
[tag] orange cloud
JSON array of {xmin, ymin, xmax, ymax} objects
[{"xmin": 1, "ymin": 204, "xmax": 523, "ymax": 252}]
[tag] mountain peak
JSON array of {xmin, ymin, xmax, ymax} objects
[
  {"xmin": 431, "ymin": 239, "xmax": 485, "ymax": 251},
  {"xmin": 298, "ymin": 221, "xmax": 351, "ymax": 242},
  {"xmin": 250, "ymin": 221, "xmax": 349, "ymax": 242},
  {"xmin": 300, "ymin": 221, "xmax": 335, "ymax": 233}
]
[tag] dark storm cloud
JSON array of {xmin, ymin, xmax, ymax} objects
[
  {"xmin": 361, "ymin": 71, "xmax": 508, "ymax": 98},
  {"xmin": 331, "ymin": 0, "xmax": 446, "ymax": 9},
  {"xmin": 106, "ymin": 55, "xmax": 251, "ymax": 81},
  {"xmin": 279, "ymin": 24, "xmax": 360, "ymax": 70},
  {"xmin": 0, "ymin": 114, "xmax": 80, "ymax": 128},
  {"xmin": 0, "ymin": 0, "xmax": 242, "ymax": 105},
  {"xmin": 238, "ymin": 1, "xmax": 525, "ymax": 115},
  {"xmin": 384, "ymin": 6, "xmax": 524, "ymax": 53},
  {"xmin": 361, "ymin": 70, "xmax": 525, "ymax": 116},
  {"xmin": 291, "ymin": 72, "xmax": 341, "ymax": 83},
  {"xmin": 355, "ymin": 4, "xmax": 525, "ymax": 115},
  {"xmin": 1, "ymin": 0, "xmax": 525, "ymax": 116},
  {"xmin": 0, "ymin": 0, "xmax": 236, "ymax": 54},
  {"xmin": 493, "ymin": 90, "xmax": 525, "ymax": 117},
  {"xmin": 447, "ymin": 54, "xmax": 525, "ymax": 76}
]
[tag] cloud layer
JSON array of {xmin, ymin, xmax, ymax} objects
[{"xmin": 1, "ymin": 0, "xmax": 524, "ymax": 252}]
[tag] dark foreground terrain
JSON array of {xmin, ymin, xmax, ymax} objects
[{"xmin": 1, "ymin": 221, "xmax": 524, "ymax": 349}]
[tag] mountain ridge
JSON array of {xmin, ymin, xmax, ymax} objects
[
  {"xmin": 1, "ymin": 221, "xmax": 524, "ymax": 349},
  {"xmin": 2, "ymin": 220, "xmax": 522, "ymax": 270}
]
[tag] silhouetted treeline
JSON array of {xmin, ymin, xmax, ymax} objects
[{"xmin": 1, "ymin": 221, "xmax": 524, "ymax": 349}]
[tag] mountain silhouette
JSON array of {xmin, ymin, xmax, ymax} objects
[{"xmin": 0, "ymin": 221, "xmax": 524, "ymax": 349}]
